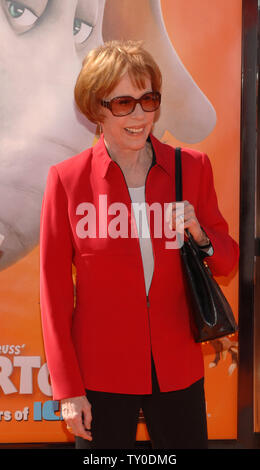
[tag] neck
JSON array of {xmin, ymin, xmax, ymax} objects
[{"xmin": 104, "ymin": 138, "xmax": 152, "ymax": 171}]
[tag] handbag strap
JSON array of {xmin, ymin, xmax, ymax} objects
[
  {"xmin": 175, "ymin": 146, "xmax": 193, "ymax": 243},
  {"xmin": 175, "ymin": 147, "xmax": 208, "ymax": 256},
  {"xmin": 175, "ymin": 147, "xmax": 182, "ymax": 202}
]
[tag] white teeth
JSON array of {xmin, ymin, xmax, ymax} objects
[
  {"xmin": 125, "ymin": 127, "xmax": 144, "ymax": 134},
  {"xmin": 0, "ymin": 234, "xmax": 4, "ymax": 246}
]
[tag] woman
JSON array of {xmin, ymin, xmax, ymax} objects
[{"xmin": 40, "ymin": 40, "xmax": 239, "ymax": 449}]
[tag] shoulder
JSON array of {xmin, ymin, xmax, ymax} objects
[
  {"xmin": 179, "ymin": 148, "xmax": 213, "ymax": 188},
  {"xmin": 43, "ymin": 145, "xmax": 94, "ymax": 199},
  {"xmin": 150, "ymin": 133, "xmax": 211, "ymax": 173},
  {"xmin": 182, "ymin": 147, "xmax": 211, "ymax": 162},
  {"xmin": 45, "ymin": 144, "xmax": 96, "ymax": 194},
  {"xmin": 150, "ymin": 133, "xmax": 207, "ymax": 162},
  {"xmin": 180, "ymin": 147, "xmax": 211, "ymax": 170},
  {"xmin": 54, "ymin": 146, "xmax": 93, "ymax": 176}
]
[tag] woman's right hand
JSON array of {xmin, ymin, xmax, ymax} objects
[{"xmin": 61, "ymin": 395, "xmax": 92, "ymax": 440}]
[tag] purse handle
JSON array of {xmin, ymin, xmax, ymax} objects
[
  {"xmin": 175, "ymin": 147, "xmax": 183, "ymax": 202},
  {"xmin": 175, "ymin": 147, "xmax": 190, "ymax": 246},
  {"xmin": 175, "ymin": 147, "xmax": 200, "ymax": 244},
  {"xmin": 175, "ymin": 147, "xmax": 189, "ymax": 239},
  {"xmin": 175, "ymin": 148, "xmax": 209, "ymax": 256}
]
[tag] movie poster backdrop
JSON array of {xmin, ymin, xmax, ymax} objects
[{"xmin": 0, "ymin": 0, "xmax": 241, "ymax": 442}]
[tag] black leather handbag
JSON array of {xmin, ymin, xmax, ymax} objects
[{"xmin": 175, "ymin": 147, "xmax": 238, "ymax": 343}]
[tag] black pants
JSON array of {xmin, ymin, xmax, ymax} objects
[{"xmin": 75, "ymin": 354, "xmax": 208, "ymax": 449}]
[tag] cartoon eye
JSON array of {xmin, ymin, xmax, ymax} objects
[
  {"xmin": 2, "ymin": 0, "xmax": 48, "ymax": 33},
  {"xmin": 73, "ymin": 18, "xmax": 93, "ymax": 45},
  {"xmin": 6, "ymin": 1, "xmax": 37, "ymax": 25}
]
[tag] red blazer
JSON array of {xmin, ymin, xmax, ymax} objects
[{"xmin": 40, "ymin": 133, "xmax": 239, "ymax": 400}]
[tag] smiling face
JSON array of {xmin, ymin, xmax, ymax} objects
[{"xmin": 101, "ymin": 73, "xmax": 156, "ymax": 156}]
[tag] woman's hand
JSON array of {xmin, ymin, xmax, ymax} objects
[
  {"xmin": 168, "ymin": 200, "xmax": 210, "ymax": 246},
  {"xmin": 61, "ymin": 395, "xmax": 92, "ymax": 441}
]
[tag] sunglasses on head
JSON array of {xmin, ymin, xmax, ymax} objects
[{"xmin": 101, "ymin": 91, "xmax": 161, "ymax": 117}]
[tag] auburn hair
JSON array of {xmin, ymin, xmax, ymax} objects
[{"xmin": 74, "ymin": 40, "xmax": 162, "ymax": 124}]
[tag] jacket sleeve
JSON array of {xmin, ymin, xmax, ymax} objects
[
  {"xmin": 196, "ymin": 153, "xmax": 239, "ymax": 277},
  {"xmin": 40, "ymin": 165, "xmax": 86, "ymax": 400}
]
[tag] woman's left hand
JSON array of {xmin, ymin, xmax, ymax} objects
[{"xmin": 168, "ymin": 200, "xmax": 209, "ymax": 246}]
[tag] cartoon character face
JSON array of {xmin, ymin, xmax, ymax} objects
[
  {"xmin": 0, "ymin": 0, "xmax": 216, "ymax": 270},
  {"xmin": 0, "ymin": 0, "xmax": 105, "ymax": 269}
]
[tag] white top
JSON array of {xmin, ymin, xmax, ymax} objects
[
  {"xmin": 128, "ymin": 185, "xmax": 154, "ymax": 296},
  {"xmin": 128, "ymin": 185, "xmax": 213, "ymax": 295}
]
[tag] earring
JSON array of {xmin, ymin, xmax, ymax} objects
[{"xmin": 97, "ymin": 122, "xmax": 102, "ymax": 136}]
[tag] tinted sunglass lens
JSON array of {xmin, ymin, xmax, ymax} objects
[
  {"xmin": 141, "ymin": 93, "xmax": 160, "ymax": 111},
  {"xmin": 111, "ymin": 97, "xmax": 135, "ymax": 116},
  {"xmin": 108, "ymin": 92, "xmax": 161, "ymax": 116}
]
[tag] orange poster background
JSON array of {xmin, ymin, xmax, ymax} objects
[
  {"xmin": 0, "ymin": 0, "xmax": 241, "ymax": 443},
  {"xmin": 159, "ymin": 0, "xmax": 241, "ymax": 441}
]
